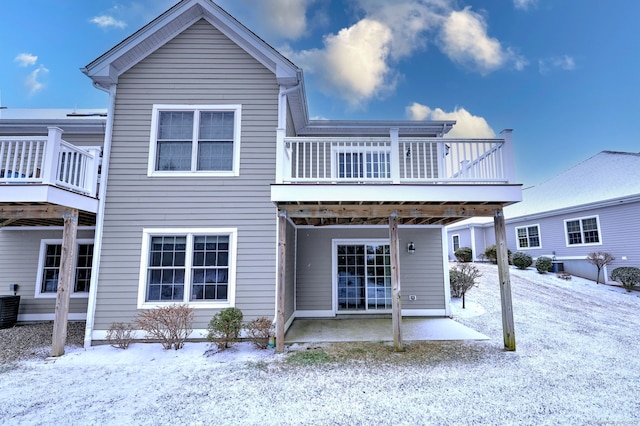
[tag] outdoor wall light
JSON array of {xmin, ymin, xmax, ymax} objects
[{"xmin": 407, "ymin": 242, "xmax": 416, "ymax": 254}]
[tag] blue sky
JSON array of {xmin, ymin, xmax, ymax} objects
[{"xmin": 1, "ymin": 0, "xmax": 639, "ymax": 187}]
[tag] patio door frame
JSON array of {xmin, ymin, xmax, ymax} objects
[{"xmin": 331, "ymin": 238, "xmax": 392, "ymax": 314}]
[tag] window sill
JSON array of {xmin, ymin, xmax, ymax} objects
[
  {"xmin": 137, "ymin": 301, "xmax": 234, "ymax": 309},
  {"xmin": 147, "ymin": 171, "xmax": 238, "ymax": 178}
]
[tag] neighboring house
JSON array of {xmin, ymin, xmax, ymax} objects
[
  {"xmin": 0, "ymin": 109, "xmax": 105, "ymax": 322},
  {"xmin": 447, "ymin": 151, "xmax": 640, "ymax": 282},
  {"xmin": 0, "ymin": 0, "xmax": 521, "ymax": 350}
]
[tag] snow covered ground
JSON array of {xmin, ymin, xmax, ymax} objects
[{"xmin": 1, "ymin": 264, "xmax": 639, "ymax": 425}]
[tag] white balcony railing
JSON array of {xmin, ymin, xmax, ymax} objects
[
  {"xmin": 281, "ymin": 131, "xmax": 515, "ymax": 185},
  {"xmin": 0, "ymin": 127, "xmax": 100, "ymax": 197}
]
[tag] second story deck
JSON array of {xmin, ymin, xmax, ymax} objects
[{"xmin": 0, "ymin": 126, "xmax": 101, "ymax": 217}]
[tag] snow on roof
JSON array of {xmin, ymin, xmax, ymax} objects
[
  {"xmin": 0, "ymin": 108, "xmax": 107, "ymax": 120},
  {"xmin": 505, "ymin": 151, "xmax": 640, "ymax": 218}
]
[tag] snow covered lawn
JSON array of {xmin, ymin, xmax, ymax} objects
[{"xmin": 1, "ymin": 263, "xmax": 639, "ymax": 425}]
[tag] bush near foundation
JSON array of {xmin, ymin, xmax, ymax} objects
[
  {"xmin": 484, "ymin": 244, "xmax": 513, "ymax": 265},
  {"xmin": 535, "ymin": 256, "xmax": 553, "ymax": 274},
  {"xmin": 135, "ymin": 304, "xmax": 194, "ymax": 350},
  {"xmin": 611, "ymin": 267, "xmax": 640, "ymax": 292},
  {"xmin": 106, "ymin": 322, "xmax": 134, "ymax": 349},
  {"xmin": 207, "ymin": 307, "xmax": 243, "ymax": 349},
  {"xmin": 512, "ymin": 252, "xmax": 533, "ymax": 270},
  {"xmin": 245, "ymin": 317, "xmax": 274, "ymax": 349},
  {"xmin": 454, "ymin": 247, "xmax": 473, "ymax": 263}
]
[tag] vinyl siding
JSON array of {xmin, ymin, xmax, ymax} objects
[
  {"xmin": 295, "ymin": 227, "xmax": 445, "ymax": 312},
  {"xmin": 503, "ymin": 201, "xmax": 640, "ymax": 281},
  {"xmin": 0, "ymin": 228, "xmax": 94, "ymax": 317},
  {"xmin": 93, "ymin": 19, "xmax": 280, "ymax": 329}
]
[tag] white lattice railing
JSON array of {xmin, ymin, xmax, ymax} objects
[
  {"xmin": 281, "ymin": 132, "xmax": 515, "ymax": 184},
  {"xmin": 0, "ymin": 127, "xmax": 100, "ymax": 197}
]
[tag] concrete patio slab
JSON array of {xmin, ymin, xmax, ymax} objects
[{"xmin": 284, "ymin": 318, "xmax": 489, "ymax": 344}]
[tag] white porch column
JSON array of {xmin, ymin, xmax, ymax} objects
[
  {"xmin": 500, "ymin": 129, "xmax": 516, "ymax": 183},
  {"xmin": 389, "ymin": 128, "xmax": 400, "ymax": 183},
  {"xmin": 43, "ymin": 127, "xmax": 63, "ymax": 186}
]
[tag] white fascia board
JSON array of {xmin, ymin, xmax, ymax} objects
[
  {"xmin": 84, "ymin": 0, "xmax": 299, "ymax": 87},
  {"xmin": 271, "ymin": 184, "xmax": 523, "ymax": 204},
  {"xmin": 0, "ymin": 186, "xmax": 98, "ymax": 212}
]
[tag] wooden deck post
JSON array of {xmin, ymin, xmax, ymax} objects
[
  {"xmin": 51, "ymin": 208, "xmax": 79, "ymax": 357},
  {"xmin": 389, "ymin": 214, "xmax": 403, "ymax": 351},
  {"xmin": 494, "ymin": 210, "xmax": 516, "ymax": 351},
  {"xmin": 275, "ymin": 210, "xmax": 287, "ymax": 353}
]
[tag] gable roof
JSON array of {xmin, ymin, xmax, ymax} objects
[
  {"xmin": 82, "ymin": 0, "xmax": 300, "ymax": 89},
  {"xmin": 82, "ymin": 0, "xmax": 455, "ymax": 137},
  {"xmin": 505, "ymin": 151, "xmax": 640, "ymax": 219}
]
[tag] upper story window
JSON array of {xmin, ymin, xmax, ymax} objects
[
  {"xmin": 564, "ymin": 215, "xmax": 601, "ymax": 246},
  {"xmin": 515, "ymin": 225, "xmax": 541, "ymax": 250},
  {"xmin": 148, "ymin": 105, "xmax": 241, "ymax": 177},
  {"xmin": 36, "ymin": 239, "xmax": 94, "ymax": 298}
]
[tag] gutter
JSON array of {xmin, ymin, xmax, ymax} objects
[{"xmin": 84, "ymin": 83, "xmax": 116, "ymax": 349}]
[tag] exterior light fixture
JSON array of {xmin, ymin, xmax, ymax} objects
[{"xmin": 407, "ymin": 242, "xmax": 416, "ymax": 254}]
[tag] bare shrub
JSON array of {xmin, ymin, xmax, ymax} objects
[
  {"xmin": 135, "ymin": 304, "xmax": 194, "ymax": 350},
  {"xmin": 106, "ymin": 322, "xmax": 134, "ymax": 349},
  {"xmin": 586, "ymin": 252, "xmax": 615, "ymax": 284},
  {"xmin": 450, "ymin": 263, "xmax": 482, "ymax": 308},
  {"xmin": 207, "ymin": 307, "xmax": 243, "ymax": 350},
  {"xmin": 245, "ymin": 317, "xmax": 274, "ymax": 349}
]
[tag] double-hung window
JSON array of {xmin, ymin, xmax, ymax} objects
[
  {"xmin": 515, "ymin": 225, "xmax": 541, "ymax": 250},
  {"xmin": 36, "ymin": 240, "xmax": 94, "ymax": 298},
  {"xmin": 138, "ymin": 228, "xmax": 237, "ymax": 309},
  {"xmin": 148, "ymin": 105, "xmax": 241, "ymax": 177},
  {"xmin": 564, "ymin": 216, "xmax": 601, "ymax": 246}
]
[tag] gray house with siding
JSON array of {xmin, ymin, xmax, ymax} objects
[
  {"xmin": 447, "ymin": 151, "xmax": 640, "ymax": 282},
  {"xmin": 1, "ymin": 0, "xmax": 522, "ymax": 350}
]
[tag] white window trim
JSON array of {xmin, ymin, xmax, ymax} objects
[
  {"xmin": 515, "ymin": 224, "xmax": 542, "ymax": 250},
  {"xmin": 35, "ymin": 239, "xmax": 94, "ymax": 299},
  {"xmin": 147, "ymin": 104, "xmax": 242, "ymax": 177},
  {"xmin": 563, "ymin": 215, "xmax": 602, "ymax": 247},
  {"xmin": 451, "ymin": 234, "xmax": 460, "ymax": 252},
  {"xmin": 331, "ymin": 238, "xmax": 392, "ymax": 314},
  {"xmin": 137, "ymin": 228, "xmax": 238, "ymax": 309}
]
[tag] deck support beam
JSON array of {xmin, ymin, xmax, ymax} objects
[
  {"xmin": 275, "ymin": 210, "xmax": 287, "ymax": 353},
  {"xmin": 389, "ymin": 214, "xmax": 403, "ymax": 352},
  {"xmin": 51, "ymin": 208, "xmax": 79, "ymax": 357},
  {"xmin": 494, "ymin": 209, "xmax": 516, "ymax": 351}
]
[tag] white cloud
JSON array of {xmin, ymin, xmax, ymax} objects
[
  {"xmin": 513, "ymin": 0, "xmax": 537, "ymax": 10},
  {"xmin": 14, "ymin": 53, "xmax": 38, "ymax": 67},
  {"xmin": 90, "ymin": 15, "xmax": 127, "ymax": 29},
  {"xmin": 250, "ymin": 0, "xmax": 312, "ymax": 40},
  {"xmin": 25, "ymin": 65, "xmax": 49, "ymax": 95},
  {"xmin": 406, "ymin": 102, "xmax": 496, "ymax": 138},
  {"xmin": 280, "ymin": 1, "xmax": 524, "ymax": 106},
  {"xmin": 439, "ymin": 7, "xmax": 512, "ymax": 75},
  {"xmin": 292, "ymin": 19, "xmax": 395, "ymax": 107},
  {"xmin": 539, "ymin": 55, "xmax": 576, "ymax": 74}
]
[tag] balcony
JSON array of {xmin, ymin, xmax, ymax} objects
[
  {"xmin": 281, "ymin": 135, "xmax": 514, "ymax": 184},
  {"xmin": 0, "ymin": 126, "xmax": 100, "ymax": 197},
  {"xmin": 0, "ymin": 127, "xmax": 100, "ymax": 224},
  {"xmin": 271, "ymin": 129, "xmax": 521, "ymax": 226}
]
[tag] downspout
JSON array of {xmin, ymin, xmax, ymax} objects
[
  {"xmin": 273, "ymin": 82, "xmax": 301, "ymax": 330},
  {"xmin": 84, "ymin": 82, "xmax": 116, "ymax": 348}
]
